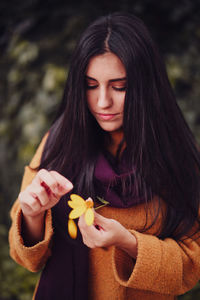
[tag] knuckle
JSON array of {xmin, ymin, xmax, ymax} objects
[
  {"xmin": 19, "ymin": 191, "xmax": 30, "ymax": 205},
  {"xmin": 26, "ymin": 183, "xmax": 38, "ymax": 194},
  {"xmin": 49, "ymin": 170, "xmax": 58, "ymax": 177},
  {"xmin": 37, "ymin": 168, "xmax": 48, "ymax": 179},
  {"xmin": 38, "ymin": 168, "xmax": 47, "ymax": 175},
  {"xmin": 49, "ymin": 181, "xmax": 58, "ymax": 192}
]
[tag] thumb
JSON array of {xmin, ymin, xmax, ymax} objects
[{"xmin": 94, "ymin": 211, "xmax": 109, "ymax": 227}]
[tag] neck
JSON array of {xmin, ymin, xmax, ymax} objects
[{"xmin": 106, "ymin": 130, "xmax": 125, "ymax": 157}]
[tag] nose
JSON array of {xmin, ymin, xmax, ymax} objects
[{"xmin": 97, "ymin": 87, "xmax": 112, "ymax": 109}]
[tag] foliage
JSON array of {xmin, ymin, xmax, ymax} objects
[
  {"xmin": 0, "ymin": 225, "xmax": 39, "ymax": 300},
  {"xmin": 0, "ymin": 0, "xmax": 200, "ymax": 299}
]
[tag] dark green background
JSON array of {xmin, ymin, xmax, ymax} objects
[{"xmin": 1, "ymin": 0, "xmax": 200, "ymax": 299}]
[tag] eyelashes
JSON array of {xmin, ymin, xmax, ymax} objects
[
  {"xmin": 85, "ymin": 85, "xmax": 126, "ymax": 92},
  {"xmin": 113, "ymin": 87, "xmax": 126, "ymax": 91},
  {"xmin": 85, "ymin": 85, "xmax": 97, "ymax": 90}
]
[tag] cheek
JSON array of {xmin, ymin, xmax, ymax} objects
[
  {"xmin": 116, "ymin": 95, "xmax": 125, "ymax": 111},
  {"xmin": 86, "ymin": 91, "xmax": 95, "ymax": 109}
]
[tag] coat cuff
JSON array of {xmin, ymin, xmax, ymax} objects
[
  {"xmin": 112, "ymin": 229, "xmax": 182, "ymax": 293},
  {"xmin": 10, "ymin": 205, "xmax": 53, "ymax": 272}
]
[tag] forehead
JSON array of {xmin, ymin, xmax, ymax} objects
[{"xmin": 86, "ymin": 52, "xmax": 126, "ymax": 79}]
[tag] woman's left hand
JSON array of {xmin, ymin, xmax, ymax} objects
[{"xmin": 78, "ymin": 211, "xmax": 138, "ymax": 259}]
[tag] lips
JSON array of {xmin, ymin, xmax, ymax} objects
[{"xmin": 97, "ymin": 113, "xmax": 118, "ymax": 120}]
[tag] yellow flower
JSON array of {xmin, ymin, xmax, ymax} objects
[{"xmin": 68, "ymin": 194, "xmax": 94, "ymax": 239}]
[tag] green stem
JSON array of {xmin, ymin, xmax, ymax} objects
[{"xmin": 94, "ymin": 203, "xmax": 108, "ymax": 210}]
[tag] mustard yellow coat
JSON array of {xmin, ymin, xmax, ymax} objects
[{"xmin": 9, "ymin": 135, "xmax": 200, "ymax": 299}]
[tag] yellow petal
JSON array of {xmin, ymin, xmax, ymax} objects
[
  {"xmin": 68, "ymin": 219, "xmax": 77, "ymax": 239},
  {"xmin": 68, "ymin": 200, "xmax": 82, "ymax": 209},
  {"xmin": 85, "ymin": 208, "xmax": 94, "ymax": 226},
  {"xmin": 69, "ymin": 206, "xmax": 86, "ymax": 219},
  {"xmin": 70, "ymin": 194, "xmax": 86, "ymax": 205}
]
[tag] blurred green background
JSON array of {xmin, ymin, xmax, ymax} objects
[{"xmin": 1, "ymin": 0, "xmax": 200, "ymax": 299}]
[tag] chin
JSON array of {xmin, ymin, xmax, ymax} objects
[{"xmin": 99, "ymin": 124, "xmax": 122, "ymax": 133}]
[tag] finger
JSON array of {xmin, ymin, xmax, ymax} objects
[
  {"xmin": 37, "ymin": 169, "xmax": 59, "ymax": 193},
  {"xmin": 78, "ymin": 215, "xmax": 99, "ymax": 237},
  {"xmin": 78, "ymin": 215, "xmax": 105, "ymax": 248},
  {"xmin": 32, "ymin": 168, "xmax": 49, "ymax": 185},
  {"xmin": 33, "ymin": 169, "xmax": 59, "ymax": 197},
  {"xmin": 49, "ymin": 171, "xmax": 73, "ymax": 195},
  {"xmin": 19, "ymin": 190, "xmax": 41, "ymax": 213},
  {"xmin": 40, "ymin": 181, "xmax": 56, "ymax": 198},
  {"xmin": 27, "ymin": 183, "xmax": 50, "ymax": 206},
  {"xmin": 78, "ymin": 214, "xmax": 87, "ymax": 229},
  {"xmin": 33, "ymin": 169, "xmax": 73, "ymax": 196}
]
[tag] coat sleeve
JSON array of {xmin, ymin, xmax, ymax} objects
[
  {"xmin": 8, "ymin": 133, "xmax": 54, "ymax": 272},
  {"xmin": 112, "ymin": 227, "xmax": 200, "ymax": 295}
]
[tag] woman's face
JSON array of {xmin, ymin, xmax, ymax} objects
[{"xmin": 86, "ymin": 52, "xmax": 126, "ymax": 133}]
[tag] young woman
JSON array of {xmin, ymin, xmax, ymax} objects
[{"xmin": 9, "ymin": 12, "xmax": 200, "ymax": 300}]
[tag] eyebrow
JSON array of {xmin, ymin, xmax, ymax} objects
[{"xmin": 85, "ymin": 75, "xmax": 127, "ymax": 82}]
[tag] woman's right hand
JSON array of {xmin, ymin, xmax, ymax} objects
[
  {"xmin": 18, "ymin": 169, "xmax": 73, "ymax": 245},
  {"xmin": 19, "ymin": 169, "xmax": 73, "ymax": 218}
]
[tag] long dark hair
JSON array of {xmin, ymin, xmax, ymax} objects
[{"xmin": 39, "ymin": 12, "xmax": 200, "ymax": 240}]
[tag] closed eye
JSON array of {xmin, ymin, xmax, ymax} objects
[
  {"xmin": 86, "ymin": 85, "xmax": 126, "ymax": 91},
  {"xmin": 86, "ymin": 84, "xmax": 98, "ymax": 89},
  {"xmin": 112, "ymin": 86, "xmax": 126, "ymax": 91}
]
